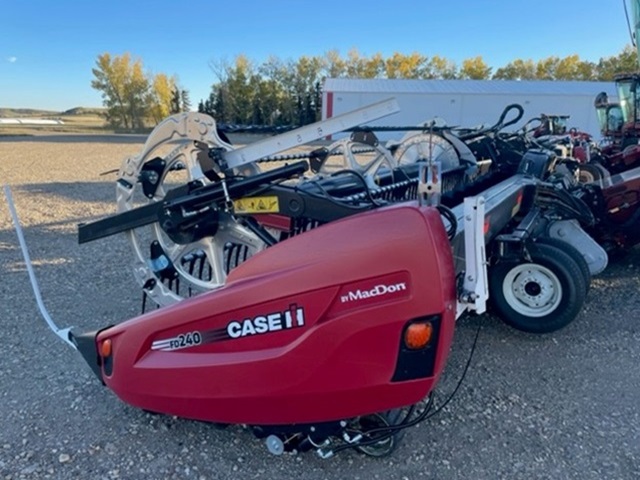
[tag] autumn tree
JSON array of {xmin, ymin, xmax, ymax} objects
[
  {"xmin": 92, "ymin": 52, "xmax": 190, "ymax": 129},
  {"xmin": 323, "ymin": 50, "xmax": 347, "ymax": 78},
  {"xmin": 91, "ymin": 53, "xmax": 149, "ymax": 129},
  {"xmin": 345, "ymin": 49, "xmax": 384, "ymax": 78},
  {"xmin": 460, "ymin": 56, "xmax": 492, "ymax": 79},
  {"xmin": 385, "ymin": 52, "xmax": 428, "ymax": 79},
  {"xmin": 553, "ymin": 54, "xmax": 595, "ymax": 80},
  {"xmin": 147, "ymin": 73, "xmax": 176, "ymax": 123}
]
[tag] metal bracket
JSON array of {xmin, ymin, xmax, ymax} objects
[{"xmin": 418, "ymin": 161, "xmax": 442, "ymax": 206}]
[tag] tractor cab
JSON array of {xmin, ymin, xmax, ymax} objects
[
  {"xmin": 594, "ymin": 91, "xmax": 624, "ymax": 138},
  {"xmin": 613, "ymin": 73, "xmax": 640, "ymax": 147},
  {"xmin": 532, "ymin": 114, "xmax": 570, "ymax": 137}
]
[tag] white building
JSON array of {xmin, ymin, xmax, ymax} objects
[{"xmin": 322, "ymin": 78, "xmax": 617, "ymax": 140}]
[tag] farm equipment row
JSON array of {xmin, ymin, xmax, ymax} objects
[{"xmin": 5, "ymin": 96, "xmax": 639, "ymax": 458}]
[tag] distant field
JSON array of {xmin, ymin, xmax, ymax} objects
[{"xmin": 0, "ymin": 107, "xmax": 112, "ymax": 135}]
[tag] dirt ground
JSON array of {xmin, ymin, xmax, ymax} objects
[{"xmin": 0, "ymin": 135, "xmax": 639, "ymax": 480}]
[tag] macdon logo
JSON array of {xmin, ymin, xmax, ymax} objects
[
  {"xmin": 340, "ymin": 282, "xmax": 407, "ymax": 303},
  {"xmin": 227, "ymin": 305, "xmax": 305, "ymax": 339}
]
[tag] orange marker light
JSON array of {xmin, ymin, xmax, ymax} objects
[
  {"xmin": 100, "ymin": 339, "xmax": 112, "ymax": 358},
  {"xmin": 404, "ymin": 322, "xmax": 433, "ymax": 350}
]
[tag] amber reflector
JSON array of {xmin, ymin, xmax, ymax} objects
[
  {"xmin": 404, "ymin": 322, "xmax": 433, "ymax": 350},
  {"xmin": 100, "ymin": 339, "xmax": 112, "ymax": 357}
]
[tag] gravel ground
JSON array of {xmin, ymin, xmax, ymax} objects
[{"xmin": 0, "ymin": 135, "xmax": 639, "ymax": 480}]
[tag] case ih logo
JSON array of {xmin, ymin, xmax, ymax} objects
[
  {"xmin": 341, "ymin": 282, "xmax": 407, "ymax": 303},
  {"xmin": 227, "ymin": 304, "xmax": 305, "ymax": 339},
  {"xmin": 151, "ymin": 304, "xmax": 305, "ymax": 351}
]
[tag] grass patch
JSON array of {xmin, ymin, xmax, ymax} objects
[{"xmin": 0, "ymin": 108, "xmax": 114, "ymax": 135}]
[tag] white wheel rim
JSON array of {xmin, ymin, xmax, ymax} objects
[
  {"xmin": 502, "ymin": 263, "xmax": 562, "ymax": 317},
  {"xmin": 579, "ymin": 170, "xmax": 596, "ymax": 184}
]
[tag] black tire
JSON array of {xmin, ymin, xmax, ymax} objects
[
  {"xmin": 577, "ymin": 163, "xmax": 605, "ymax": 184},
  {"xmin": 355, "ymin": 409, "xmax": 405, "ymax": 457},
  {"xmin": 533, "ymin": 237, "xmax": 591, "ymax": 295},
  {"xmin": 489, "ymin": 243, "xmax": 587, "ymax": 333}
]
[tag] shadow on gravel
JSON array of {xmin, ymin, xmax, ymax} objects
[
  {"xmin": 0, "ymin": 134, "xmax": 147, "ymax": 144},
  {"xmin": 0, "ymin": 219, "xmax": 137, "ymax": 320},
  {"xmin": 18, "ymin": 181, "xmax": 118, "ymax": 204},
  {"xmin": 592, "ymin": 247, "xmax": 640, "ymax": 281}
]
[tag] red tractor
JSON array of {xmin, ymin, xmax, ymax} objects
[{"xmin": 593, "ymin": 75, "xmax": 640, "ymax": 173}]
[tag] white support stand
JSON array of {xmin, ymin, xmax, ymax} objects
[
  {"xmin": 3, "ymin": 186, "xmax": 76, "ymax": 349},
  {"xmin": 456, "ymin": 196, "xmax": 488, "ymax": 318}
]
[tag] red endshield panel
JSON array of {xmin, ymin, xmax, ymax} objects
[{"xmin": 97, "ymin": 203, "xmax": 456, "ymax": 425}]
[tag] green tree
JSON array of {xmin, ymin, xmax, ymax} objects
[
  {"xmin": 535, "ymin": 56, "xmax": 560, "ymax": 80},
  {"xmin": 424, "ymin": 55, "xmax": 458, "ymax": 79},
  {"xmin": 180, "ymin": 89, "xmax": 192, "ymax": 112},
  {"xmin": 293, "ymin": 56, "xmax": 325, "ymax": 122},
  {"xmin": 345, "ymin": 48, "xmax": 384, "ymax": 78},
  {"xmin": 493, "ymin": 59, "xmax": 537, "ymax": 80},
  {"xmin": 210, "ymin": 55, "xmax": 258, "ymax": 123},
  {"xmin": 596, "ymin": 45, "xmax": 637, "ymax": 80},
  {"xmin": 169, "ymin": 88, "xmax": 181, "ymax": 115}
]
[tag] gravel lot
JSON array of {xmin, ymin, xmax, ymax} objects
[{"xmin": 1, "ymin": 135, "xmax": 639, "ymax": 480}]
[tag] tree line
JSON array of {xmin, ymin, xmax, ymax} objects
[
  {"xmin": 197, "ymin": 47, "xmax": 637, "ymax": 127},
  {"xmin": 92, "ymin": 47, "xmax": 637, "ymax": 130}
]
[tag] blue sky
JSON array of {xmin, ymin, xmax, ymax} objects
[{"xmin": 0, "ymin": 0, "xmax": 634, "ymax": 111}]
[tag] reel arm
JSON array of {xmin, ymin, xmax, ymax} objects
[{"xmin": 78, "ymin": 160, "xmax": 309, "ymax": 244}]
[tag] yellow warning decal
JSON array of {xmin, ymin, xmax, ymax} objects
[{"xmin": 233, "ymin": 196, "xmax": 280, "ymax": 214}]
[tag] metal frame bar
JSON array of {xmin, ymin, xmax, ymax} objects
[{"xmin": 221, "ymin": 98, "xmax": 400, "ymax": 169}]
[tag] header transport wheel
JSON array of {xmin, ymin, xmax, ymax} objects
[
  {"xmin": 489, "ymin": 242, "xmax": 588, "ymax": 333},
  {"xmin": 533, "ymin": 237, "xmax": 591, "ymax": 295}
]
